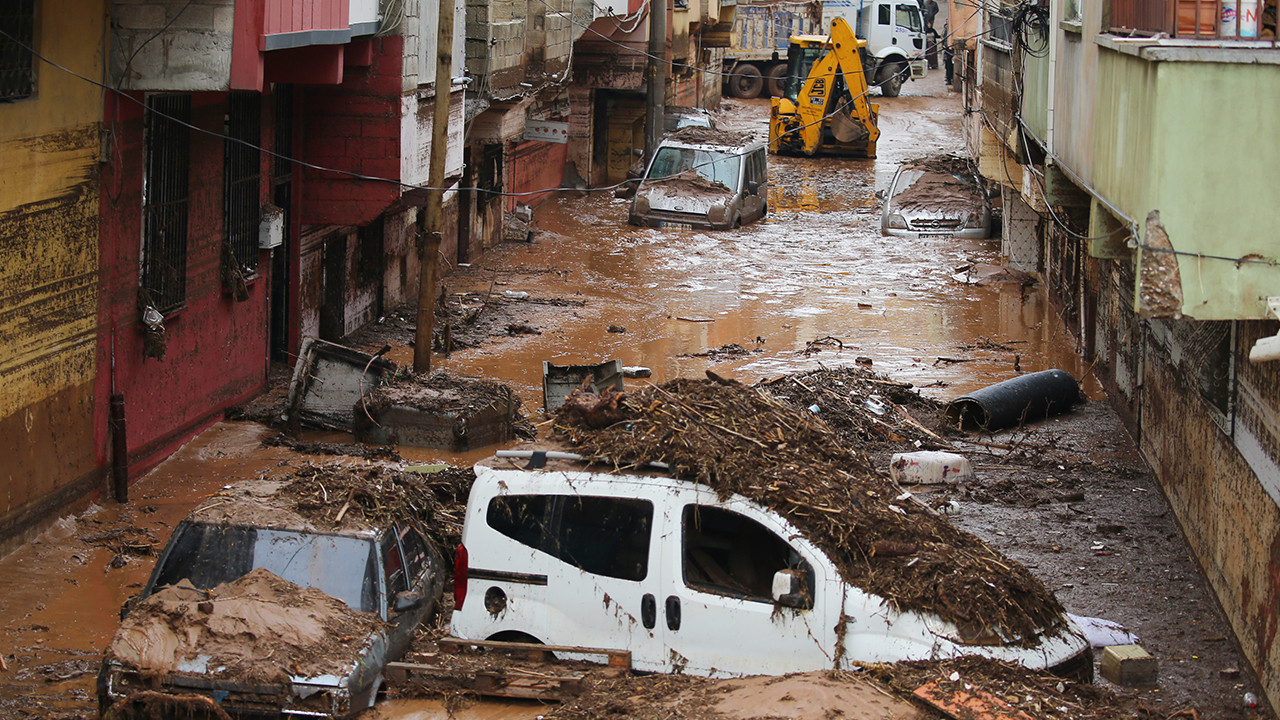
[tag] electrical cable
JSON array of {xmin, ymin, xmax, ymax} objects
[{"xmin": 0, "ymin": 23, "xmax": 879, "ymax": 198}]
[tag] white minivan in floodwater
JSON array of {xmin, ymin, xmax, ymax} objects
[
  {"xmin": 628, "ymin": 128, "xmax": 768, "ymax": 231},
  {"xmin": 450, "ymin": 455, "xmax": 1093, "ymax": 680}
]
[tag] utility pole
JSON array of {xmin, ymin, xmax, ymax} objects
[
  {"xmin": 642, "ymin": 0, "xmax": 667, "ymax": 163},
  {"xmin": 415, "ymin": 0, "xmax": 455, "ymax": 373}
]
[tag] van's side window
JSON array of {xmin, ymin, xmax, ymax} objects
[
  {"xmin": 487, "ymin": 495, "xmax": 653, "ymax": 582},
  {"xmin": 682, "ymin": 505, "xmax": 813, "ymax": 605},
  {"xmin": 555, "ymin": 497, "xmax": 652, "ymax": 581},
  {"xmin": 488, "ymin": 495, "xmax": 553, "ymax": 551}
]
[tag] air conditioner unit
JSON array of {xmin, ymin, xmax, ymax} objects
[{"xmin": 259, "ymin": 204, "xmax": 284, "ymax": 250}]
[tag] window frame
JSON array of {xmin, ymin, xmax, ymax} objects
[
  {"xmin": 140, "ymin": 93, "xmax": 193, "ymax": 313},
  {"xmin": 0, "ymin": 0, "xmax": 36, "ymax": 103},
  {"xmin": 224, "ymin": 91, "xmax": 262, "ymax": 277},
  {"xmin": 680, "ymin": 504, "xmax": 814, "ymax": 607}
]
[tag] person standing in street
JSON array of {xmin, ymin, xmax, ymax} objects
[
  {"xmin": 923, "ymin": 0, "xmax": 940, "ymax": 70},
  {"xmin": 942, "ymin": 21, "xmax": 954, "ymax": 87}
]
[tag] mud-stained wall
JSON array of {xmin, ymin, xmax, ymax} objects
[
  {"xmin": 1047, "ymin": 205, "xmax": 1280, "ymax": 710},
  {"xmin": 0, "ymin": 1, "xmax": 107, "ymax": 550},
  {"xmin": 97, "ymin": 92, "xmax": 270, "ymax": 485},
  {"xmin": 507, "ymin": 139, "xmax": 569, "ymax": 209},
  {"xmin": 1138, "ymin": 329, "xmax": 1280, "ymax": 713}
]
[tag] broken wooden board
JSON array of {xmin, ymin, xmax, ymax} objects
[
  {"xmin": 385, "ymin": 660, "xmax": 588, "ymax": 701},
  {"xmin": 913, "ymin": 681, "xmax": 1037, "ymax": 720},
  {"xmin": 437, "ymin": 636, "xmax": 632, "ymax": 671}
]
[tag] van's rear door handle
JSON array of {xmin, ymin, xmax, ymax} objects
[
  {"xmin": 665, "ymin": 596, "xmax": 681, "ymax": 631},
  {"xmin": 641, "ymin": 594, "xmax": 656, "ymax": 629}
]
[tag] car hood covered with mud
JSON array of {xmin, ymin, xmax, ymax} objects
[
  {"xmin": 98, "ymin": 466, "xmax": 447, "ymax": 719},
  {"xmin": 100, "ymin": 568, "xmax": 389, "ymax": 717}
]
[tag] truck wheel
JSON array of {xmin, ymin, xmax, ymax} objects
[
  {"xmin": 765, "ymin": 64, "xmax": 788, "ymax": 97},
  {"xmin": 878, "ymin": 62, "xmax": 907, "ymax": 97},
  {"xmin": 729, "ymin": 65, "xmax": 764, "ymax": 99}
]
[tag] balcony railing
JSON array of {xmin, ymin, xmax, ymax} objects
[{"xmin": 1109, "ymin": 0, "xmax": 1274, "ymax": 38}]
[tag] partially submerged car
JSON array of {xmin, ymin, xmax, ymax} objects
[
  {"xmin": 663, "ymin": 106, "xmax": 716, "ymax": 132},
  {"xmin": 882, "ymin": 156, "xmax": 993, "ymax": 238},
  {"xmin": 98, "ymin": 468, "xmax": 445, "ymax": 719},
  {"xmin": 450, "ymin": 455, "xmax": 1092, "ymax": 680},
  {"xmin": 628, "ymin": 127, "xmax": 768, "ymax": 230}
]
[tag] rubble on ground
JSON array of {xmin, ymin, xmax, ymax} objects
[
  {"xmin": 552, "ymin": 376, "xmax": 1065, "ymax": 644},
  {"xmin": 756, "ymin": 365, "xmax": 953, "ymax": 452},
  {"xmin": 196, "ymin": 462, "xmax": 473, "ymax": 555},
  {"xmin": 104, "ymin": 568, "xmax": 383, "ymax": 686}
]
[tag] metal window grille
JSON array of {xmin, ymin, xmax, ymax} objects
[
  {"xmin": 0, "ymin": 0, "xmax": 35, "ymax": 102},
  {"xmin": 141, "ymin": 94, "xmax": 192, "ymax": 312},
  {"xmin": 225, "ymin": 92, "xmax": 262, "ymax": 274}
]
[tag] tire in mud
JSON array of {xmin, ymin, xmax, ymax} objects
[
  {"xmin": 729, "ymin": 64, "xmax": 764, "ymax": 99},
  {"xmin": 765, "ymin": 63, "xmax": 788, "ymax": 97},
  {"xmin": 878, "ymin": 61, "xmax": 907, "ymax": 97}
]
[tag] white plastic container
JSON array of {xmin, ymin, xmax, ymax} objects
[
  {"xmin": 889, "ymin": 451, "xmax": 972, "ymax": 485},
  {"xmin": 1221, "ymin": 0, "xmax": 1259, "ymax": 37}
]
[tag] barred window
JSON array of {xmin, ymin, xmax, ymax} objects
[
  {"xmin": 225, "ymin": 92, "xmax": 262, "ymax": 275},
  {"xmin": 0, "ymin": 0, "xmax": 35, "ymax": 102},
  {"xmin": 141, "ymin": 94, "xmax": 192, "ymax": 312}
]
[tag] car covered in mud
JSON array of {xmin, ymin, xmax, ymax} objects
[
  {"xmin": 451, "ymin": 454, "xmax": 1092, "ymax": 680},
  {"xmin": 628, "ymin": 127, "xmax": 768, "ymax": 230},
  {"xmin": 882, "ymin": 156, "xmax": 993, "ymax": 238},
  {"xmin": 97, "ymin": 470, "xmax": 445, "ymax": 719}
]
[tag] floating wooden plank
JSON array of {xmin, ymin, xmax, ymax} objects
[{"xmin": 913, "ymin": 681, "xmax": 1036, "ymax": 720}]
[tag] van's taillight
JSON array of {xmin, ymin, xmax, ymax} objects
[{"xmin": 454, "ymin": 544, "xmax": 468, "ymax": 610}]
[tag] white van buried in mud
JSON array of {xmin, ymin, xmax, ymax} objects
[
  {"xmin": 451, "ymin": 454, "xmax": 1092, "ymax": 680},
  {"xmin": 628, "ymin": 127, "xmax": 768, "ymax": 230}
]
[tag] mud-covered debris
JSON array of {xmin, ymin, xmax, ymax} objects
[
  {"xmin": 105, "ymin": 569, "xmax": 384, "ymax": 686},
  {"xmin": 645, "ymin": 168, "xmax": 734, "ymax": 194},
  {"xmin": 194, "ymin": 462, "xmax": 474, "ymax": 555},
  {"xmin": 359, "ymin": 371, "xmax": 532, "ymax": 437},
  {"xmin": 758, "ymin": 365, "xmax": 952, "ymax": 452},
  {"xmin": 79, "ymin": 527, "xmax": 158, "ymax": 559},
  {"xmin": 559, "ymin": 385, "xmax": 628, "ymax": 429},
  {"xmin": 680, "ymin": 343, "xmax": 758, "ymax": 360},
  {"xmin": 263, "ymin": 432, "xmax": 403, "ymax": 460},
  {"xmin": 666, "ymin": 125, "xmax": 757, "ymax": 147},
  {"xmin": 553, "ymin": 379, "xmax": 1065, "ymax": 644},
  {"xmin": 863, "ymin": 656, "xmax": 1165, "ymax": 720}
]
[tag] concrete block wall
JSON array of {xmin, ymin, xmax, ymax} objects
[
  {"xmin": 546, "ymin": 12, "xmax": 574, "ymax": 61},
  {"xmin": 111, "ymin": 0, "xmax": 235, "ymax": 91},
  {"xmin": 300, "ymin": 37, "xmax": 404, "ymax": 227}
]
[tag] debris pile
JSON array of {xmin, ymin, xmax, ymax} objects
[
  {"xmin": 863, "ymin": 656, "xmax": 1164, "ymax": 720},
  {"xmin": 105, "ymin": 568, "xmax": 383, "ymax": 686},
  {"xmin": 354, "ymin": 371, "xmax": 534, "ymax": 450},
  {"xmin": 192, "ymin": 463, "xmax": 474, "ymax": 556},
  {"xmin": 553, "ymin": 377, "xmax": 1065, "ymax": 643},
  {"xmin": 272, "ymin": 462, "xmax": 474, "ymax": 554},
  {"xmin": 756, "ymin": 365, "xmax": 952, "ymax": 451}
]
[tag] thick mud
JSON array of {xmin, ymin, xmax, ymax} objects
[{"xmin": 0, "ymin": 72, "xmax": 1270, "ymax": 719}]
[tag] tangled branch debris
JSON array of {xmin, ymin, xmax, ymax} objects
[
  {"xmin": 553, "ymin": 377, "xmax": 1064, "ymax": 643},
  {"xmin": 756, "ymin": 365, "xmax": 953, "ymax": 452},
  {"xmin": 863, "ymin": 656, "xmax": 1166, "ymax": 720}
]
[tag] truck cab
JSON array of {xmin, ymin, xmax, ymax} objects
[{"xmin": 824, "ymin": 0, "xmax": 927, "ymax": 96}]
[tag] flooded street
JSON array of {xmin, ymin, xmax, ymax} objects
[{"xmin": 0, "ymin": 73, "xmax": 1262, "ymax": 719}]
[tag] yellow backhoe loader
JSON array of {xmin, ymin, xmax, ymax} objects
[{"xmin": 768, "ymin": 17, "xmax": 880, "ymax": 158}]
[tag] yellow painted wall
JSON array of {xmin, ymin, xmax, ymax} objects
[{"xmin": 0, "ymin": 0, "xmax": 106, "ymax": 546}]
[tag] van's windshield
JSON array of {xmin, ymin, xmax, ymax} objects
[
  {"xmin": 647, "ymin": 146, "xmax": 741, "ymax": 190},
  {"xmin": 149, "ymin": 522, "xmax": 380, "ymax": 613}
]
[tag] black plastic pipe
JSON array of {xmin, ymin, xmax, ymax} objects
[{"xmin": 945, "ymin": 369, "xmax": 1083, "ymax": 432}]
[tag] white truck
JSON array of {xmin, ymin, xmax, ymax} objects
[{"xmin": 723, "ymin": 0, "xmax": 927, "ymax": 99}]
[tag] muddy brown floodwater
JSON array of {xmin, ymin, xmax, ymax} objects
[{"xmin": 0, "ymin": 72, "xmax": 1272, "ymax": 720}]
